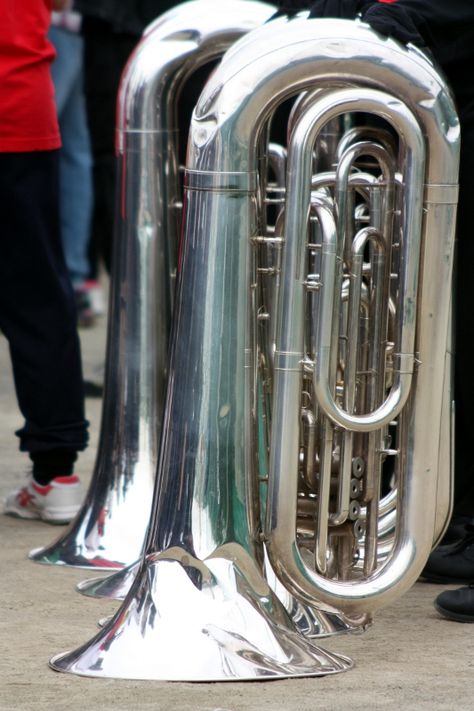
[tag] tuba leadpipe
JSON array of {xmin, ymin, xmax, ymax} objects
[
  {"xmin": 29, "ymin": 0, "xmax": 276, "ymax": 571},
  {"xmin": 49, "ymin": 18, "xmax": 458, "ymax": 680}
]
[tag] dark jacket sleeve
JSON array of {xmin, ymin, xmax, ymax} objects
[
  {"xmin": 73, "ymin": 0, "xmax": 177, "ymax": 34},
  {"xmin": 137, "ymin": 0, "xmax": 178, "ymax": 27},
  {"xmin": 382, "ymin": 1, "xmax": 474, "ymax": 127},
  {"xmin": 303, "ymin": 0, "xmax": 474, "ymax": 127},
  {"xmin": 394, "ymin": 0, "xmax": 474, "ymax": 26}
]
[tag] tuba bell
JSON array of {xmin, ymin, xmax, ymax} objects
[{"xmin": 49, "ymin": 17, "xmax": 459, "ymax": 680}]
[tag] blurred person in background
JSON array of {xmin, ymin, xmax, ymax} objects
[
  {"xmin": 49, "ymin": 2, "xmax": 95, "ymax": 327},
  {"xmin": 1, "ymin": 0, "xmax": 89, "ymax": 524}
]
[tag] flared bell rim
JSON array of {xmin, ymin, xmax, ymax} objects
[
  {"xmin": 49, "ymin": 651, "xmax": 353, "ymax": 682},
  {"xmin": 76, "ymin": 562, "xmax": 139, "ymax": 598},
  {"xmin": 29, "ymin": 545, "xmax": 126, "ymax": 571},
  {"xmin": 48, "ymin": 548, "xmax": 353, "ymax": 681}
]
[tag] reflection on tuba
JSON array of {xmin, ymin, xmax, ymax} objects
[
  {"xmin": 49, "ymin": 18, "xmax": 459, "ymax": 680},
  {"xmin": 29, "ymin": 0, "xmax": 276, "ymax": 571}
]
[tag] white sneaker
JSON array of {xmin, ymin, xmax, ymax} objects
[
  {"xmin": 83, "ymin": 279, "xmax": 106, "ymax": 316},
  {"xmin": 4, "ymin": 475, "xmax": 83, "ymax": 524}
]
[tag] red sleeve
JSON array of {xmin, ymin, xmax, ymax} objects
[{"xmin": 0, "ymin": 0, "xmax": 61, "ymax": 152}]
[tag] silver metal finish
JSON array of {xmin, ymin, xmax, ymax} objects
[
  {"xmin": 29, "ymin": 0, "xmax": 276, "ymax": 570},
  {"xmin": 76, "ymin": 565, "xmax": 138, "ymax": 601},
  {"xmin": 51, "ymin": 551, "xmax": 352, "ymax": 680},
  {"xmin": 68, "ymin": 2, "xmax": 356, "ymax": 643},
  {"xmin": 49, "ymin": 19, "xmax": 458, "ymax": 681},
  {"xmin": 255, "ymin": 24, "xmax": 459, "ymax": 615},
  {"xmin": 76, "ymin": 554, "xmax": 353, "ymax": 638}
]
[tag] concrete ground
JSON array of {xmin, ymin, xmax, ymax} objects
[{"xmin": 0, "ymin": 307, "xmax": 473, "ymax": 711}]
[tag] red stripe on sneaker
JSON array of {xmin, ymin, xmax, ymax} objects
[
  {"xmin": 31, "ymin": 482, "xmax": 52, "ymax": 495},
  {"xmin": 17, "ymin": 488, "xmax": 35, "ymax": 506},
  {"xmin": 31, "ymin": 476, "xmax": 79, "ymax": 494}
]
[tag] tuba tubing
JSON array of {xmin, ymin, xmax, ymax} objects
[{"xmin": 184, "ymin": 18, "xmax": 459, "ymax": 617}]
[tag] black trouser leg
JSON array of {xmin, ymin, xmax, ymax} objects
[
  {"xmin": 0, "ymin": 150, "xmax": 88, "ymax": 458},
  {"xmin": 82, "ymin": 18, "xmax": 137, "ymax": 277},
  {"xmin": 453, "ymin": 127, "xmax": 474, "ymax": 516}
]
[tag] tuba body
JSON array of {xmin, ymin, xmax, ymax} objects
[{"xmin": 49, "ymin": 18, "xmax": 459, "ymax": 680}]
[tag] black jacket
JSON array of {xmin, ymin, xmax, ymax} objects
[
  {"xmin": 73, "ymin": 0, "xmax": 178, "ymax": 35},
  {"xmin": 284, "ymin": 0, "xmax": 474, "ymax": 127},
  {"xmin": 365, "ymin": 1, "xmax": 474, "ymax": 126}
]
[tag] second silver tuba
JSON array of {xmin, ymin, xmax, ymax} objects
[{"xmin": 29, "ymin": 0, "xmax": 276, "ymax": 571}]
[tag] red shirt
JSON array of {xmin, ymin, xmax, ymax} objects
[{"xmin": 0, "ymin": 0, "xmax": 60, "ymax": 152}]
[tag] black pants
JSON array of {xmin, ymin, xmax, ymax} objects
[
  {"xmin": 453, "ymin": 125, "xmax": 474, "ymax": 516},
  {"xmin": 82, "ymin": 18, "xmax": 138, "ymax": 276},
  {"xmin": 0, "ymin": 150, "xmax": 88, "ymax": 454}
]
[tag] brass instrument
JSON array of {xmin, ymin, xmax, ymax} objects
[
  {"xmin": 49, "ymin": 18, "xmax": 459, "ymax": 680},
  {"xmin": 29, "ymin": 0, "xmax": 276, "ymax": 570}
]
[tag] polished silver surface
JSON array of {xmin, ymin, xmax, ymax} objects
[
  {"xmin": 29, "ymin": 0, "xmax": 275, "ymax": 570},
  {"xmin": 76, "ymin": 564, "xmax": 138, "ymax": 601},
  {"xmin": 76, "ymin": 554, "xmax": 354, "ymax": 638},
  {"xmin": 69, "ymin": 3, "xmax": 358, "ymax": 642},
  {"xmin": 51, "ymin": 550, "xmax": 352, "ymax": 680},
  {"xmin": 49, "ymin": 18, "xmax": 458, "ymax": 681},
  {"xmin": 253, "ymin": 23, "xmax": 459, "ymax": 615},
  {"xmin": 183, "ymin": 17, "xmax": 458, "ymax": 615}
]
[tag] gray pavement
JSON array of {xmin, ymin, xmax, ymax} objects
[{"xmin": 0, "ymin": 311, "xmax": 473, "ymax": 711}]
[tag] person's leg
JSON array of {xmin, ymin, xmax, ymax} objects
[
  {"xmin": 421, "ymin": 126, "xmax": 474, "ymax": 577},
  {"xmin": 452, "ymin": 126, "xmax": 474, "ymax": 517},
  {"xmin": 56, "ymin": 35, "xmax": 94, "ymax": 287},
  {"xmin": 50, "ymin": 26, "xmax": 94, "ymax": 319},
  {"xmin": 82, "ymin": 18, "xmax": 137, "ymax": 276},
  {"xmin": 49, "ymin": 25, "xmax": 77, "ymax": 114},
  {"xmin": 0, "ymin": 151, "xmax": 88, "ymax": 516}
]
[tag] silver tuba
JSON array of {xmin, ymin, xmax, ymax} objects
[
  {"xmin": 29, "ymin": 0, "xmax": 276, "ymax": 571},
  {"xmin": 49, "ymin": 18, "xmax": 459, "ymax": 680}
]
